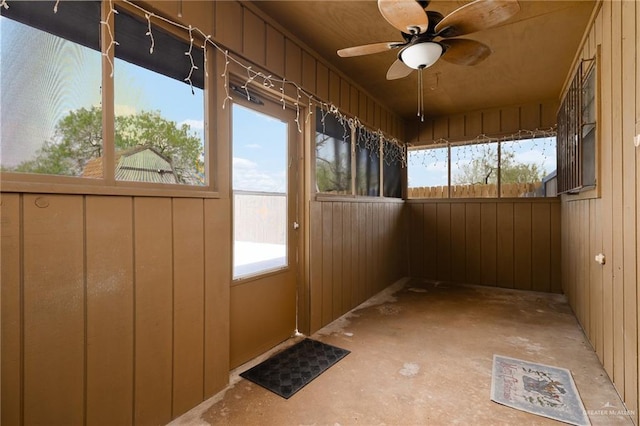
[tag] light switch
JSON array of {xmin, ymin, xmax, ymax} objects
[{"xmin": 634, "ymin": 134, "xmax": 640, "ymax": 147}]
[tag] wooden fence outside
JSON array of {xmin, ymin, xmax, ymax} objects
[{"xmin": 408, "ymin": 182, "xmax": 542, "ymax": 198}]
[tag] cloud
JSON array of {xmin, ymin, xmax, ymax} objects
[
  {"xmin": 245, "ymin": 143, "xmax": 262, "ymax": 149},
  {"xmin": 232, "ymin": 157, "xmax": 285, "ymax": 192},
  {"xmin": 179, "ymin": 119, "xmax": 204, "ymax": 130}
]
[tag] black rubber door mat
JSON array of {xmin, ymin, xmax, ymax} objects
[{"xmin": 239, "ymin": 338, "xmax": 350, "ymax": 399}]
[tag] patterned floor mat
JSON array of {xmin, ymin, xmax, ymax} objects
[{"xmin": 240, "ymin": 338, "xmax": 350, "ymax": 399}]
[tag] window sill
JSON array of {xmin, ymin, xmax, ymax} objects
[
  {"xmin": 0, "ymin": 173, "xmax": 221, "ymax": 199},
  {"xmin": 314, "ymin": 193, "xmax": 403, "ymax": 203},
  {"xmin": 560, "ymin": 185, "xmax": 598, "ymax": 201}
]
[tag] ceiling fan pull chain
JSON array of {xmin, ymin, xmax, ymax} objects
[{"xmin": 417, "ymin": 67, "xmax": 425, "ymax": 122}]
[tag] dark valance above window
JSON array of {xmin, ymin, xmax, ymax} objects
[
  {"xmin": 115, "ymin": 8, "xmax": 204, "ymax": 90},
  {"xmin": 1, "ymin": 0, "xmax": 100, "ymax": 51}
]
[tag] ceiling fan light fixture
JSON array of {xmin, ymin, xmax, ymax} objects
[{"xmin": 400, "ymin": 42, "xmax": 443, "ymax": 70}]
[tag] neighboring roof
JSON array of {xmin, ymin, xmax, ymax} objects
[{"xmin": 81, "ymin": 145, "xmax": 177, "ymax": 184}]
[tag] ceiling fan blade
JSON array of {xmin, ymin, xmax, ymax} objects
[
  {"xmin": 435, "ymin": 0, "xmax": 520, "ymax": 38},
  {"xmin": 386, "ymin": 59, "xmax": 414, "ymax": 80},
  {"xmin": 337, "ymin": 42, "xmax": 403, "ymax": 58},
  {"xmin": 440, "ymin": 38, "xmax": 491, "ymax": 66},
  {"xmin": 378, "ymin": 0, "xmax": 429, "ymax": 34}
]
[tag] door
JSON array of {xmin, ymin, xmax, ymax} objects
[{"xmin": 230, "ymin": 94, "xmax": 300, "ymax": 368}]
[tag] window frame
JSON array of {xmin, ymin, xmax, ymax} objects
[
  {"xmin": 557, "ymin": 49, "xmax": 599, "ymax": 197},
  {"xmin": 0, "ymin": 0, "xmax": 218, "ymax": 198}
]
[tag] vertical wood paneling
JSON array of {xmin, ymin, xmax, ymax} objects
[
  {"xmin": 316, "ymin": 62, "xmax": 329, "ymax": 102},
  {"xmin": 23, "ymin": 194, "xmax": 85, "ymax": 425},
  {"xmin": 301, "ymin": 51, "xmax": 316, "ymax": 94},
  {"xmin": 342, "ymin": 204, "xmax": 353, "ymax": 311},
  {"xmin": 436, "ymin": 203, "xmax": 451, "ymax": 281},
  {"xmin": 496, "ymin": 203, "xmax": 514, "ymax": 288},
  {"xmin": 610, "ymin": 0, "xmax": 625, "ymax": 395},
  {"xmin": 284, "ymin": 39, "xmax": 302, "ymax": 94},
  {"xmin": 520, "ymin": 103, "xmax": 541, "ymax": 130},
  {"xmin": 321, "ymin": 202, "xmax": 333, "ymax": 326},
  {"xmin": 350, "ymin": 85, "xmax": 359, "ymax": 118},
  {"xmin": 309, "ymin": 202, "xmax": 323, "ymax": 333},
  {"xmin": 332, "ymin": 203, "xmax": 343, "ymax": 317},
  {"xmin": 172, "ymin": 199, "xmax": 205, "ymax": 416},
  {"xmin": 513, "ymin": 203, "xmax": 532, "ymax": 290},
  {"xmin": 242, "ymin": 8, "xmax": 265, "ymax": 66},
  {"xmin": 409, "ymin": 204, "xmax": 424, "ymax": 278},
  {"xmin": 531, "ymin": 203, "xmax": 551, "ymax": 292},
  {"xmin": 449, "ymin": 115, "xmax": 465, "ymax": 140},
  {"xmin": 549, "ymin": 201, "xmax": 562, "ymax": 293},
  {"xmin": 265, "ymin": 25, "xmax": 285, "ymax": 77},
  {"xmin": 450, "ymin": 203, "xmax": 466, "ymax": 283},
  {"xmin": 501, "ymin": 107, "xmax": 519, "ymax": 133},
  {"xmin": 621, "ymin": 0, "xmax": 637, "ymax": 412},
  {"xmin": 358, "ymin": 203, "xmax": 367, "ymax": 304},
  {"xmin": 329, "ymin": 71, "xmax": 340, "ymax": 106},
  {"xmin": 203, "ymin": 198, "xmax": 230, "ymax": 397},
  {"xmin": 214, "ymin": 0, "xmax": 242, "ymax": 53},
  {"xmin": 466, "ymin": 112, "xmax": 482, "ymax": 138},
  {"xmin": 465, "ymin": 203, "xmax": 482, "ymax": 284},
  {"xmin": 423, "ymin": 203, "xmax": 437, "ymax": 279},
  {"xmin": 86, "ymin": 196, "xmax": 134, "ymax": 426},
  {"xmin": 480, "ymin": 203, "xmax": 497, "ymax": 286},
  {"xmin": 433, "ymin": 117, "xmax": 448, "ymax": 140},
  {"xmin": 483, "ymin": 110, "xmax": 500, "ymax": 135},
  {"xmin": 408, "ymin": 200, "xmax": 559, "ymax": 291},
  {"xmin": 589, "ymin": 199, "xmax": 603, "ymax": 358},
  {"xmin": 599, "ymin": 0, "xmax": 614, "ymax": 377},
  {"xmin": 1, "ymin": 193, "xmax": 22, "ymax": 426},
  {"xmin": 340, "ymin": 78, "xmax": 350, "ymax": 112},
  {"xmin": 350, "ymin": 203, "xmax": 360, "ymax": 308},
  {"xmin": 133, "ymin": 197, "xmax": 173, "ymax": 425}
]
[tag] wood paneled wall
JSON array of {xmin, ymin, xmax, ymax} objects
[
  {"xmin": 406, "ymin": 199, "xmax": 561, "ymax": 293},
  {"xmin": 406, "ymin": 100, "xmax": 559, "ymax": 145},
  {"xmin": 309, "ymin": 200, "xmax": 407, "ymax": 333},
  {"xmin": 0, "ymin": 193, "xmax": 230, "ymax": 426},
  {"xmin": 560, "ymin": 2, "xmax": 639, "ymax": 422}
]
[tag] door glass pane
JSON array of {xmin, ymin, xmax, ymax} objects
[{"xmin": 232, "ymin": 103, "xmax": 288, "ymax": 279}]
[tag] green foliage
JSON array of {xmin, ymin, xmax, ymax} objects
[
  {"xmin": 453, "ymin": 148, "xmax": 544, "ymax": 185},
  {"xmin": 12, "ymin": 106, "xmax": 203, "ymax": 183}
]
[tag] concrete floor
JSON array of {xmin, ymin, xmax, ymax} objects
[{"xmin": 171, "ymin": 278, "xmax": 633, "ymax": 426}]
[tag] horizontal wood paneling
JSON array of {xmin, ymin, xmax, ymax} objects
[
  {"xmin": 309, "ymin": 200, "xmax": 407, "ymax": 333},
  {"xmin": 406, "ymin": 198, "xmax": 561, "ymax": 292},
  {"xmin": 0, "ymin": 194, "xmax": 231, "ymax": 425},
  {"xmin": 560, "ymin": 1, "xmax": 638, "ymax": 421}
]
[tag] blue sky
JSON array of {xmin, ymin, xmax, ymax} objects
[{"xmin": 231, "ymin": 103, "xmax": 288, "ymax": 193}]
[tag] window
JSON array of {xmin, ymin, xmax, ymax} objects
[
  {"xmin": 383, "ymin": 141, "xmax": 403, "ymax": 198},
  {"xmin": 355, "ymin": 127, "xmax": 380, "ymax": 196},
  {"xmin": 0, "ymin": 1, "xmax": 102, "ymax": 176},
  {"xmin": 408, "ymin": 146, "xmax": 448, "ymax": 198},
  {"xmin": 408, "ymin": 136, "xmax": 557, "ymax": 198},
  {"xmin": 1, "ymin": 1, "xmax": 211, "ymax": 190},
  {"xmin": 315, "ymin": 108, "xmax": 351, "ymax": 194},
  {"xmin": 557, "ymin": 55, "xmax": 597, "ymax": 194},
  {"xmin": 314, "ymin": 107, "xmax": 406, "ymax": 198},
  {"xmin": 113, "ymin": 8, "xmax": 205, "ymax": 185}
]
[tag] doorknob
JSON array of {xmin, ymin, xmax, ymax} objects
[{"xmin": 293, "ymin": 222, "xmax": 300, "ymax": 230}]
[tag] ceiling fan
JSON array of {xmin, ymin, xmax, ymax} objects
[{"xmin": 338, "ymin": 0, "xmax": 521, "ymax": 80}]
